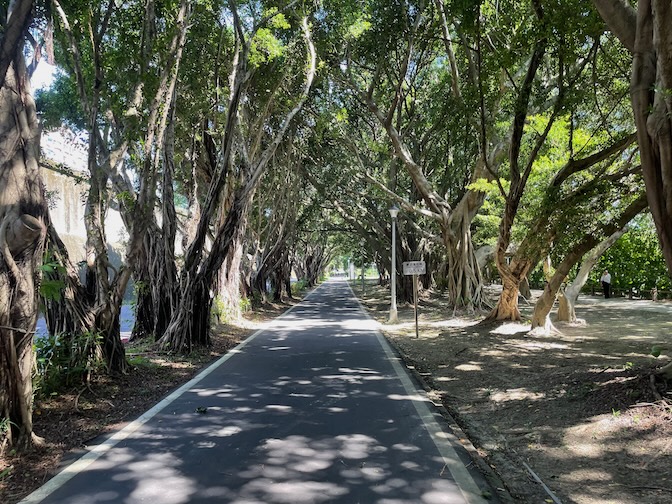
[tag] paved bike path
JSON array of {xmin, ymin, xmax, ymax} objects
[{"xmin": 22, "ymin": 279, "xmax": 494, "ymax": 504}]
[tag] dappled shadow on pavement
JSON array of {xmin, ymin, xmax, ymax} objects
[{"xmin": 33, "ymin": 281, "xmax": 486, "ymax": 504}]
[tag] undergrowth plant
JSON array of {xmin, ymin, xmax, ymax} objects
[
  {"xmin": 33, "ymin": 331, "xmax": 104, "ymax": 396},
  {"xmin": 291, "ymin": 279, "xmax": 308, "ymax": 297}
]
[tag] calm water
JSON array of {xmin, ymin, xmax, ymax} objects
[{"xmin": 36, "ymin": 304, "xmax": 135, "ymax": 342}]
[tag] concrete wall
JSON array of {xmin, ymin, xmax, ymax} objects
[{"xmin": 41, "ymin": 130, "xmax": 128, "ymax": 271}]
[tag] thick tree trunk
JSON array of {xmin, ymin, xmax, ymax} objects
[
  {"xmin": 556, "ymin": 288, "xmax": 575, "ymax": 323},
  {"xmin": 593, "ymin": 0, "xmax": 672, "ymax": 276},
  {"xmin": 519, "ymin": 277, "xmax": 531, "ymax": 299},
  {"xmin": 284, "ymin": 256, "xmax": 294, "ymax": 301},
  {"xmin": 131, "ymin": 234, "xmax": 156, "ymax": 340},
  {"xmin": 217, "ymin": 230, "xmax": 245, "ymax": 321},
  {"xmin": 530, "ymin": 195, "xmax": 647, "ymax": 332},
  {"xmin": 133, "ymin": 116, "xmax": 179, "ymax": 340},
  {"xmin": 0, "ymin": 53, "xmax": 47, "ymax": 451},
  {"xmin": 556, "ymin": 228, "xmax": 627, "ymax": 323},
  {"xmin": 490, "ymin": 275, "xmax": 522, "ymax": 321},
  {"xmin": 160, "ymin": 192, "xmax": 248, "ymax": 350},
  {"xmin": 161, "ymin": 276, "xmax": 212, "ymax": 352},
  {"xmin": 630, "ymin": 3, "xmax": 672, "ymax": 275},
  {"xmin": 530, "ymin": 285, "xmax": 558, "ymax": 333},
  {"xmin": 83, "ymin": 166, "xmax": 127, "ymax": 373},
  {"xmin": 437, "ymin": 203, "xmax": 484, "ymax": 310},
  {"xmin": 43, "ymin": 220, "xmax": 95, "ymax": 337},
  {"xmin": 131, "ymin": 228, "xmax": 178, "ymax": 341},
  {"xmin": 270, "ymin": 249, "xmax": 292, "ymax": 302},
  {"xmin": 487, "ymin": 239, "xmax": 534, "ymax": 321}
]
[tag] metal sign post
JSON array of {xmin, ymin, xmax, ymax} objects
[
  {"xmin": 412, "ymin": 274, "xmax": 419, "ymax": 338},
  {"xmin": 402, "ymin": 261, "xmax": 425, "ymax": 339}
]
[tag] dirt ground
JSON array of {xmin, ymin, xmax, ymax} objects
[
  {"xmin": 0, "ymin": 302, "xmax": 295, "ymax": 504},
  {"xmin": 354, "ymin": 280, "xmax": 672, "ymax": 504}
]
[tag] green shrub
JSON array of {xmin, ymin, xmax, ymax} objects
[
  {"xmin": 33, "ymin": 331, "xmax": 104, "ymax": 396},
  {"xmin": 291, "ymin": 279, "xmax": 308, "ymax": 296},
  {"xmin": 211, "ymin": 295, "xmax": 249, "ymax": 324},
  {"xmin": 211, "ymin": 296, "xmax": 230, "ymax": 324}
]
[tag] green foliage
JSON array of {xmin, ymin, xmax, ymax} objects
[
  {"xmin": 0, "ymin": 416, "xmax": 14, "ymax": 436},
  {"xmin": 211, "ymin": 295, "xmax": 250, "ymax": 324},
  {"xmin": 210, "ymin": 296, "xmax": 229, "ymax": 324},
  {"xmin": 291, "ymin": 279, "xmax": 308, "ymax": 296},
  {"xmin": 127, "ymin": 355, "xmax": 159, "ymax": 368},
  {"xmin": 596, "ymin": 214, "xmax": 671, "ymax": 292},
  {"xmin": 33, "ymin": 331, "xmax": 104, "ymax": 396},
  {"xmin": 40, "ymin": 255, "xmax": 66, "ymax": 301},
  {"xmin": 35, "ymin": 71, "xmax": 86, "ymax": 130},
  {"xmin": 117, "ymin": 190, "xmax": 136, "ymax": 211},
  {"xmin": 346, "ymin": 14, "xmax": 372, "ymax": 40},
  {"xmin": 249, "ymin": 28, "xmax": 286, "ymax": 66},
  {"xmin": 249, "ymin": 9, "xmax": 291, "ymax": 67}
]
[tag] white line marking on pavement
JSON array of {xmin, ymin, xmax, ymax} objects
[
  {"xmin": 20, "ymin": 288, "xmax": 318, "ymax": 504},
  {"xmin": 345, "ymin": 280, "xmax": 489, "ymax": 504}
]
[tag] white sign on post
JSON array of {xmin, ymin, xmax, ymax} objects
[
  {"xmin": 402, "ymin": 261, "xmax": 426, "ymax": 275},
  {"xmin": 402, "ymin": 261, "xmax": 425, "ymax": 339}
]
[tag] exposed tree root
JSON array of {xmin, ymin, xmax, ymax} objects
[
  {"xmin": 655, "ymin": 360, "xmax": 672, "ymax": 380},
  {"xmin": 649, "ymin": 373, "xmax": 668, "ymax": 403},
  {"xmin": 30, "ymin": 432, "xmax": 45, "ymax": 447}
]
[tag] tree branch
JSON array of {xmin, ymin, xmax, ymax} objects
[
  {"xmin": 592, "ymin": 0, "xmax": 637, "ymax": 53},
  {"xmin": 552, "ymin": 133, "xmax": 637, "ymax": 187},
  {"xmin": 0, "ymin": 0, "xmax": 33, "ymax": 88}
]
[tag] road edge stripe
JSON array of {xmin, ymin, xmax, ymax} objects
[
  {"xmin": 19, "ymin": 283, "xmax": 324, "ymax": 504},
  {"xmin": 345, "ymin": 279, "xmax": 488, "ymax": 504}
]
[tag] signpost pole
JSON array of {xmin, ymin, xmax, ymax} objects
[{"xmin": 413, "ymin": 274, "xmax": 419, "ymax": 338}]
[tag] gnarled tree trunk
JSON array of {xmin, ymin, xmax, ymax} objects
[
  {"xmin": 0, "ymin": 46, "xmax": 48, "ymax": 451},
  {"xmin": 217, "ymin": 226, "xmax": 246, "ymax": 321},
  {"xmin": 593, "ymin": 0, "xmax": 672, "ymax": 276}
]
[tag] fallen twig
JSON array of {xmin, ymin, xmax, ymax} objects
[
  {"xmin": 522, "ymin": 461, "xmax": 563, "ymax": 504},
  {"xmin": 73, "ymin": 387, "xmax": 86, "ymax": 413}
]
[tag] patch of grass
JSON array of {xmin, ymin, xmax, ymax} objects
[{"xmin": 127, "ymin": 355, "xmax": 160, "ymax": 369}]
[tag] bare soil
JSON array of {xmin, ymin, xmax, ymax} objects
[
  {"xmin": 354, "ymin": 280, "xmax": 672, "ymax": 504},
  {"xmin": 0, "ymin": 301, "xmax": 296, "ymax": 504}
]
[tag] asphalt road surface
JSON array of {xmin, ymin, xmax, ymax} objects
[{"xmin": 22, "ymin": 279, "xmax": 495, "ymax": 504}]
